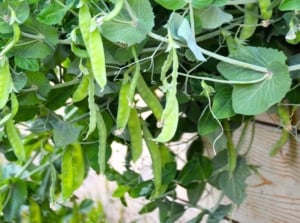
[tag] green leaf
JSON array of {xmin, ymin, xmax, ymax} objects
[
  {"xmin": 196, "ymin": 6, "xmax": 233, "ymax": 29},
  {"xmin": 192, "ymin": 0, "xmax": 213, "ymax": 9},
  {"xmin": 53, "ymin": 121, "xmax": 82, "ymax": 147},
  {"xmin": 3, "ymin": 180, "xmax": 27, "ymax": 222},
  {"xmin": 113, "ymin": 185, "xmax": 130, "ymax": 198},
  {"xmin": 9, "ymin": 1, "xmax": 30, "ymax": 24},
  {"xmin": 218, "ymin": 46, "xmax": 291, "ymax": 115},
  {"xmin": 158, "ymin": 200, "xmax": 185, "ymax": 223},
  {"xmin": 198, "ymin": 107, "xmax": 219, "ymax": 135},
  {"xmin": 168, "ymin": 13, "xmax": 206, "ymax": 61},
  {"xmin": 37, "ymin": 2, "xmax": 68, "ymax": 25},
  {"xmin": 218, "ymin": 157, "xmax": 251, "ymax": 205},
  {"xmin": 26, "ymin": 72, "xmax": 50, "ymax": 98},
  {"xmin": 14, "ymin": 57, "xmax": 39, "ymax": 71},
  {"xmin": 207, "ymin": 205, "xmax": 232, "ymax": 223},
  {"xmin": 279, "ymin": 0, "xmax": 300, "ymax": 11},
  {"xmin": 212, "ymin": 84, "xmax": 235, "ymax": 119},
  {"xmin": 100, "ymin": 0, "xmax": 154, "ymax": 46},
  {"xmin": 129, "ymin": 181, "xmax": 153, "ymax": 198},
  {"xmin": 179, "ymin": 156, "xmax": 212, "ymax": 186},
  {"xmin": 139, "ymin": 201, "xmax": 157, "ymax": 214},
  {"xmin": 154, "ymin": 0, "xmax": 186, "ymax": 10},
  {"xmin": 186, "ymin": 182, "xmax": 205, "ymax": 205}
]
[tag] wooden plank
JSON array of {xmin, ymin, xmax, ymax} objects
[{"xmin": 232, "ymin": 122, "xmax": 300, "ymax": 223}]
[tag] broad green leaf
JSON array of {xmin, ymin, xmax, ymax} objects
[
  {"xmin": 154, "ymin": 0, "xmax": 186, "ymax": 10},
  {"xmin": 53, "ymin": 121, "xmax": 82, "ymax": 147},
  {"xmin": 168, "ymin": 13, "xmax": 206, "ymax": 61},
  {"xmin": 218, "ymin": 46, "xmax": 291, "ymax": 115},
  {"xmin": 12, "ymin": 17, "xmax": 58, "ymax": 59},
  {"xmin": 192, "ymin": 0, "xmax": 213, "ymax": 9},
  {"xmin": 3, "ymin": 180, "xmax": 27, "ymax": 222},
  {"xmin": 279, "ymin": 0, "xmax": 300, "ymax": 11},
  {"xmin": 186, "ymin": 182, "xmax": 205, "ymax": 205},
  {"xmin": 100, "ymin": 0, "xmax": 154, "ymax": 46},
  {"xmin": 113, "ymin": 185, "xmax": 130, "ymax": 198},
  {"xmin": 218, "ymin": 157, "xmax": 250, "ymax": 205},
  {"xmin": 207, "ymin": 205, "xmax": 232, "ymax": 223},
  {"xmin": 26, "ymin": 72, "xmax": 50, "ymax": 98},
  {"xmin": 37, "ymin": 2, "xmax": 68, "ymax": 25},
  {"xmin": 14, "ymin": 57, "xmax": 39, "ymax": 71},
  {"xmin": 196, "ymin": 6, "xmax": 232, "ymax": 29},
  {"xmin": 10, "ymin": 1, "xmax": 30, "ymax": 24},
  {"xmin": 0, "ymin": 3, "xmax": 12, "ymax": 33},
  {"xmin": 212, "ymin": 84, "xmax": 235, "ymax": 119},
  {"xmin": 179, "ymin": 156, "xmax": 212, "ymax": 186},
  {"xmin": 158, "ymin": 200, "xmax": 185, "ymax": 223},
  {"xmin": 212, "ymin": 0, "xmax": 227, "ymax": 6},
  {"xmin": 129, "ymin": 181, "xmax": 153, "ymax": 198},
  {"xmin": 198, "ymin": 107, "xmax": 219, "ymax": 135},
  {"xmin": 139, "ymin": 201, "xmax": 157, "ymax": 214}
]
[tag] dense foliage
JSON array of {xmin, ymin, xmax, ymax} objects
[{"xmin": 0, "ymin": 0, "xmax": 300, "ymax": 222}]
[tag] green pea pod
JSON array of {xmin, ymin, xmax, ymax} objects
[
  {"xmin": 71, "ymin": 143, "xmax": 85, "ymax": 189},
  {"xmin": 49, "ymin": 164, "xmax": 57, "ymax": 205},
  {"xmin": 128, "ymin": 108, "xmax": 143, "ymax": 162},
  {"xmin": 270, "ymin": 105, "xmax": 290, "ymax": 156},
  {"xmin": 85, "ymin": 74, "xmax": 97, "ymax": 138},
  {"xmin": 137, "ymin": 75, "xmax": 163, "ymax": 121},
  {"xmin": 0, "ymin": 58, "xmax": 12, "ymax": 109},
  {"xmin": 79, "ymin": 3, "xmax": 91, "ymax": 49},
  {"xmin": 116, "ymin": 81, "xmax": 131, "ymax": 131},
  {"xmin": 10, "ymin": 92, "xmax": 19, "ymax": 118},
  {"xmin": 5, "ymin": 118, "xmax": 25, "ymax": 162},
  {"xmin": 142, "ymin": 124, "xmax": 162, "ymax": 198},
  {"xmin": 72, "ymin": 74, "xmax": 89, "ymax": 102},
  {"xmin": 62, "ymin": 146, "xmax": 74, "ymax": 200},
  {"xmin": 240, "ymin": 3, "xmax": 259, "ymax": 40},
  {"xmin": 129, "ymin": 48, "xmax": 141, "ymax": 100},
  {"xmin": 88, "ymin": 19, "xmax": 107, "ymax": 90},
  {"xmin": 96, "ymin": 109, "xmax": 107, "ymax": 174},
  {"xmin": 258, "ymin": 0, "xmax": 272, "ymax": 20},
  {"xmin": 29, "ymin": 199, "xmax": 41, "ymax": 223},
  {"xmin": 154, "ymin": 91, "xmax": 179, "ymax": 143},
  {"xmin": 160, "ymin": 52, "xmax": 173, "ymax": 85}
]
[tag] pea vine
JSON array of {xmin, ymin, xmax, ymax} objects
[{"xmin": 0, "ymin": 0, "xmax": 300, "ymax": 222}]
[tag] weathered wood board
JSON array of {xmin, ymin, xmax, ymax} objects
[{"xmin": 233, "ymin": 121, "xmax": 300, "ymax": 223}]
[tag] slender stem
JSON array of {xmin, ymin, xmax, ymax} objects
[
  {"xmin": 15, "ymin": 152, "xmax": 40, "ymax": 178},
  {"xmin": 21, "ymin": 32, "xmax": 71, "ymax": 45},
  {"xmin": 189, "ymin": 0, "xmax": 195, "ymax": 37},
  {"xmin": 178, "ymin": 72, "xmax": 268, "ymax": 84},
  {"xmin": 223, "ymin": 119, "xmax": 237, "ymax": 175},
  {"xmin": 288, "ymin": 64, "xmax": 300, "ymax": 72},
  {"xmin": 236, "ymin": 119, "xmax": 250, "ymax": 152},
  {"xmin": 226, "ymin": 0, "xmax": 257, "ymax": 4},
  {"xmin": 54, "ymin": 0, "xmax": 78, "ymax": 17}
]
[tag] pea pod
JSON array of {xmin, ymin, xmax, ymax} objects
[
  {"xmin": 29, "ymin": 199, "xmax": 41, "ymax": 223},
  {"xmin": 116, "ymin": 80, "xmax": 131, "ymax": 131},
  {"xmin": 85, "ymin": 74, "xmax": 97, "ymax": 138},
  {"xmin": 72, "ymin": 74, "xmax": 89, "ymax": 102},
  {"xmin": 71, "ymin": 143, "xmax": 85, "ymax": 189},
  {"xmin": 5, "ymin": 118, "xmax": 25, "ymax": 162},
  {"xmin": 142, "ymin": 124, "xmax": 162, "ymax": 198},
  {"xmin": 79, "ymin": 3, "xmax": 91, "ymax": 49},
  {"xmin": 88, "ymin": 19, "xmax": 107, "ymax": 90},
  {"xmin": 10, "ymin": 92, "xmax": 19, "ymax": 118},
  {"xmin": 62, "ymin": 146, "xmax": 74, "ymax": 200},
  {"xmin": 258, "ymin": 0, "xmax": 272, "ymax": 20},
  {"xmin": 240, "ymin": 3, "xmax": 259, "ymax": 40},
  {"xmin": 0, "ymin": 58, "xmax": 12, "ymax": 109},
  {"xmin": 270, "ymin": 105, "xmax": 290, "ymax": 156},
  {"xmin": 128, "ymin": 108, "xmax": 143, "ymax": 162},
  {"xmin": 137, "ymin": 75, "xmax": 163, "ymax": 121},
  {"xmin": 96, "ymin": 109, "xmax": 107, "ymax": 173}
]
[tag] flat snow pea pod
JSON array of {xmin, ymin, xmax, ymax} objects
[
  {"xmin": 128, "ymin": 108, "xmax": 143, "ymax": 162},
  {"xmin": 10, "ymin": 92, "xmax": 19, "ymax": 118},
  {"xmin": 240, "ymin": 3, "xmax": 259, "ymax": 40},
  {"xmin": 96, "ymin": 109, "xmax": 107, "ymax": 173},
  {"xmin": 154, "ymin": 91, "xmax": 179, "ymax": 143},
  {"xmin": 79, "ymin": 3, "xmax": 91, "ymax": 49},
  {"xmin": 29, "ymin": 199, "xmax": 41, "ymax": 223},
  {"xmin": 0, "ymin": 58, "xmax": 12, "ymax": 110},
  {"xmin": 71, "ymin": 143, "xmax": 85, "ymax": 189},
  {"xmin": 5, "ymin": 118, "xmax": 25, "ymax": 162},
  {"xmin": 258, "ymin": 0, "xmax": 272, "ymax": 20},
  {"xmin": 129, "ymin": 48, "xmax": 141, "ymax": 100},
  {"xmin": 160, "ymin": 52, "xmax": 173, "ymax": 85},
  {"xmin": 88, "ymin": 19, "xmax": 107, "ymax": 90},
  {"xmin": 62, "ymin": 146, "xmax": 74, "ymax": 200},
  {"xmin": 85, "ymin": 74, "xmax": 97, "ymax": 138},
  {"xmin": 116, "ymin": 81, "xmax": 131, "ymax": 131},
  {"xmin": 137, "ymin": 75, "xmax": 163, "ymax": 121},
  {"xmin": 72, "ymin": 74, "xmax": 89, "ymax": 102},
  {"xmin": 270, "ymin": 105, "xmax": 290, "ymax": 156},
  {"xmin": 142, "ymin": 124, "xmax": 162, "ymax": 198}
]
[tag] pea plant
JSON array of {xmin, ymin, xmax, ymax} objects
[{"xmin": 0, "ymin": 0, "xmax": 300, "ymax": 222}]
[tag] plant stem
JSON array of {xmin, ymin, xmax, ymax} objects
[
  {"xmin": 223, "ymin": 119, "xmax": 237, "ymax": 176},
  {"xmin": 288, "ymin": 64, "xmax": 300, "ymax": 72},
  {"xmin": 236, "ymin": 119, "xmax": 251, "ymax": 152},
  {"xmin": 178, "ymin": 72, "xmax": 268, "ymax": 84}
]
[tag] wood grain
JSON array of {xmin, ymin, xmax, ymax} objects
[{"xmin": 233, "ymin": 121, "xmax": 300, "ymax": 223}]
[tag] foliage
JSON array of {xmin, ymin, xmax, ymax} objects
[{"xmin": 0, "ymin": 0, "xmax": 300, "ymax": 222}]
